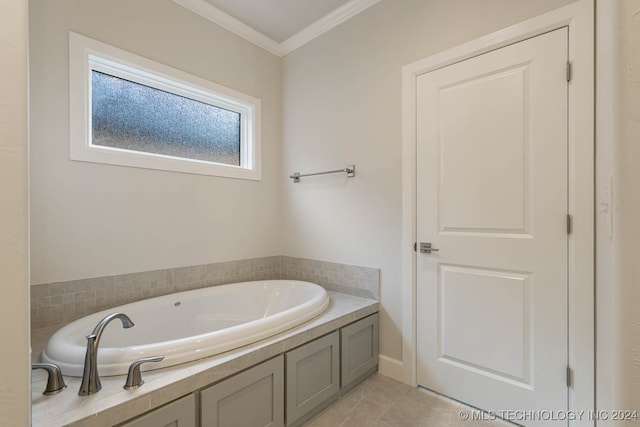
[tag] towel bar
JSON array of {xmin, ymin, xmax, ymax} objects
[{"xmin": 290, "ymin": 165, "xmax": 355, "ymax": 183}]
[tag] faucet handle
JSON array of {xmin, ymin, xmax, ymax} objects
[
  {"xmin": 124, "ymin": 356, "xmax": 164, "ymax": 390},
  {"xmin": 32, "ymin": 363, "xmax": 67, "ymax": 395}
]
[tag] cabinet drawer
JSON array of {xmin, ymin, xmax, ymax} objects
[
  {"xmin": 285, "ymin": 331, "xmax": 339, "ymax": 426},
  {"xmin": 201, "ymin": 356, "xmax": 284, "ymax": 427},
  {"xmin": 341, "ymin": 313, "xmax": 379, "ymax": 388}
]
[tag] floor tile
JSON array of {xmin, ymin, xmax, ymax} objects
[{"xmin": 303, "ymin": 374, "xmax": 513, "ymax": 427}]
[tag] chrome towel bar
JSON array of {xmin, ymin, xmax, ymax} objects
[{"xmin": 290, "ymin": 164, "xmax": 355, "ymax": 183}]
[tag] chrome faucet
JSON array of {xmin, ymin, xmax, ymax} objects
[{"xmin": 78, "ymin": 312, "xmax": 134, "ymax": 396}]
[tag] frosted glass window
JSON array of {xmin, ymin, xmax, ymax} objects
[
  {"xmin": 92, "ymin": 71, "xmax": 241, "ymax": 166},
  {"xmin": 69, "ymin": 32, "xmax": 261, "ymax": 180}
]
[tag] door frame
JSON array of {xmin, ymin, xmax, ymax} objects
[{"xmin": 398, "ymin": 0, "xmax": 594, "ymax": 423}]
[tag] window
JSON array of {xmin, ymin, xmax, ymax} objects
[
  {"xmin": 91, "ymin": 71, "xmax": 242, "ymax": 166},
  {"xmin": 69, "ymin": 32, "xmax": 261, "ymax": 180}
]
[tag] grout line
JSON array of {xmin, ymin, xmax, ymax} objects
[
  {"xmin": 375, "ymin": 382, "xmax": 411, "ymax": 423},
  {"xmin": 342, "ymin": 375, "xmax": 412, "ymax": 426},
  {"xmin": 337, "ymin": 388, "xmax": 367, "ymax": 427}
]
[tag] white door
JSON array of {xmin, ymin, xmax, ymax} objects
[{"xmin": 416, "ymin": 28, "xmax": 569, "ymax": 426}]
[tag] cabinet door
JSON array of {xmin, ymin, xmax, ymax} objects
[
  {"xmin": 201, "ymin": 355, "xmax": 284, "ymax": 427},
  {"xmin": 285, "ymin": 331, "xmax": 339, "ymax": 426},
  {"xmin": 341, "ymin": 313, "xmax": 379, "ymax": 388},
  {"xmin": 120, "ymin": 394, "xmax": 195, "ymax": 427}
]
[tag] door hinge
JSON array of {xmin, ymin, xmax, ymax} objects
[
  {"xmin": 567, "ymin": 366, "xmax": 574, "ymax": 388},
  {"xmin": 567, "ymin": 214, "xmax": 572, "ymax": 234},
  {"xmin": 414, "ymin": 242, "xmax": 417, "ymax": 252},
  {"xmin": 566, "ymin": 61, "xmax": 572, "ymax": 82}
]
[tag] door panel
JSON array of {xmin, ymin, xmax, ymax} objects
[
  {"xmin": 439, "ymin": 65, "xmax": 529, "ymax": 234},
  {"xmin": 438, "ymin": 265, "xmax": 531, "ymax": 383},
  {"xmin": 416, "ymin": 28, "xmax": 568, "ymax": 426}
]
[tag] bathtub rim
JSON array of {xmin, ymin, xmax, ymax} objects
[{"xmin": 41, "ymin": 279, "xmax": 330, "ymax": 376}]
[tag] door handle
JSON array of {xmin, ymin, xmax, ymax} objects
[{"xmin": 419, "ymin": 242, "xmax": 439, "ymax": 254}]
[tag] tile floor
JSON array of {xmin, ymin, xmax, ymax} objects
[{"xmin": 304, "ymin": 374, "xmax": 511, "ymax": 427}]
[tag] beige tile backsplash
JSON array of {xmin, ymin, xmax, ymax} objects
[{"xmin": 30, "ymin": 256, "xmax": 379, "ymax": 332}]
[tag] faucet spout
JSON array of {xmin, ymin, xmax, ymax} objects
[{"xmin": 78, "ymin": 312, "xmax": 134, "ymax": 396}]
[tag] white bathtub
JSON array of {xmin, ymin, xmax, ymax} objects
[{"xmin": 42, "ymin": 280, "xmax": 330, "ymax": 377}]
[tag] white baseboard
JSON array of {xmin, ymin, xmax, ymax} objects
[{"xmin": 378, "ymin": 355, "xmax": 410, "ymax": 384}]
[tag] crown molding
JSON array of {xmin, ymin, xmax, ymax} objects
[
  {"xmin": 172, "ymin": 0, "xmax": 283, "ymax": 56},
  {"xmin": 279, "ymin": 0, "xmax": 381, "ymax": 55},
  {"xmin": 172, "ymin": 0, "xmax": 381, "ymax": 57}
]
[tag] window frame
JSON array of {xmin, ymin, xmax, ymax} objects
[{"xmin": 69, "ymin": 31, "xmax": 262, "ymax": 180}]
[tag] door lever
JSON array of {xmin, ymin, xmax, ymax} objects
[{"xmin": 419, "ymin": 242, "xmax": 439, "ymax": 254}]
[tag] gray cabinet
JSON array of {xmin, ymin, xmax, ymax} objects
[
  {"xmin": 200, "ymin": 356, "xmax": 284, "ymax": 427},
  {"xmin": 340, "ymin": 313, "xmax": 379, "ymax": 389},
  {"xmin": 120, "ymin": 394, "xmax": 196, "ymax": 427},
  {"xmin": 117, "ymin": 312, "xmax": 379, "ymax": 427},
  {"xmin": 285, "ymin": 331, "xmax": 339, "ymax": 426}
]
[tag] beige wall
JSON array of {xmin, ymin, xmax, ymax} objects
[
  {"xmin": 0, "ymin": 0, "xmax": 30, "ymax": 424},
  {"xmin": 614, "ymin": 0, "xmax": 640, "ymax": 414},
  {"xmin": 29, "ymin": 0, "xmax": 283, "ymax": 284},
  {"xmin": 597, "ymin": 0, "xmax": 640, "ymax": 419},
  {"xmin": 281, "ymin": 0, "xmax": 575, "ymax": 362}
]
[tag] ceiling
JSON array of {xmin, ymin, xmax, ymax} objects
[
  {"xmin": 172, "ymin": 0, "xmax": 381, "ymax": 57},
  {"xmin": 203, "ymin": 0, "xmax": 352, "ymax": 43}
]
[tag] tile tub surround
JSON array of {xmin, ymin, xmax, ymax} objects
[
  {"xmin": 31, "ymin": 292, "xmax": 378, "ymax": 427},
  {"xmin": 30, "ymin": 256, "xmax": 379, "ymax": 332},
  {"xmin": 281, "ymin": 256, "xmax": 379, "ymax": 300}
]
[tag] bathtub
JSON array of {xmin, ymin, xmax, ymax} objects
[{"xmin": 42, "ymin": 280, "xmax": 330, "ymax": 377}]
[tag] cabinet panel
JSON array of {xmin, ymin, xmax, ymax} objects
[
  {"xmin": 201, "ymin": 356, "xmax": 284, "ymax": 427},
  {"xmin": 120, "ymin": 394, "xmax": 195, "ymax": 427},
  {"xmin": 341, "ymin": 313, "xmax": 379, "ymax": 388},
  {"xmin": 285, "ymin": 331, "xmax": 339, "ymax": 426}
]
